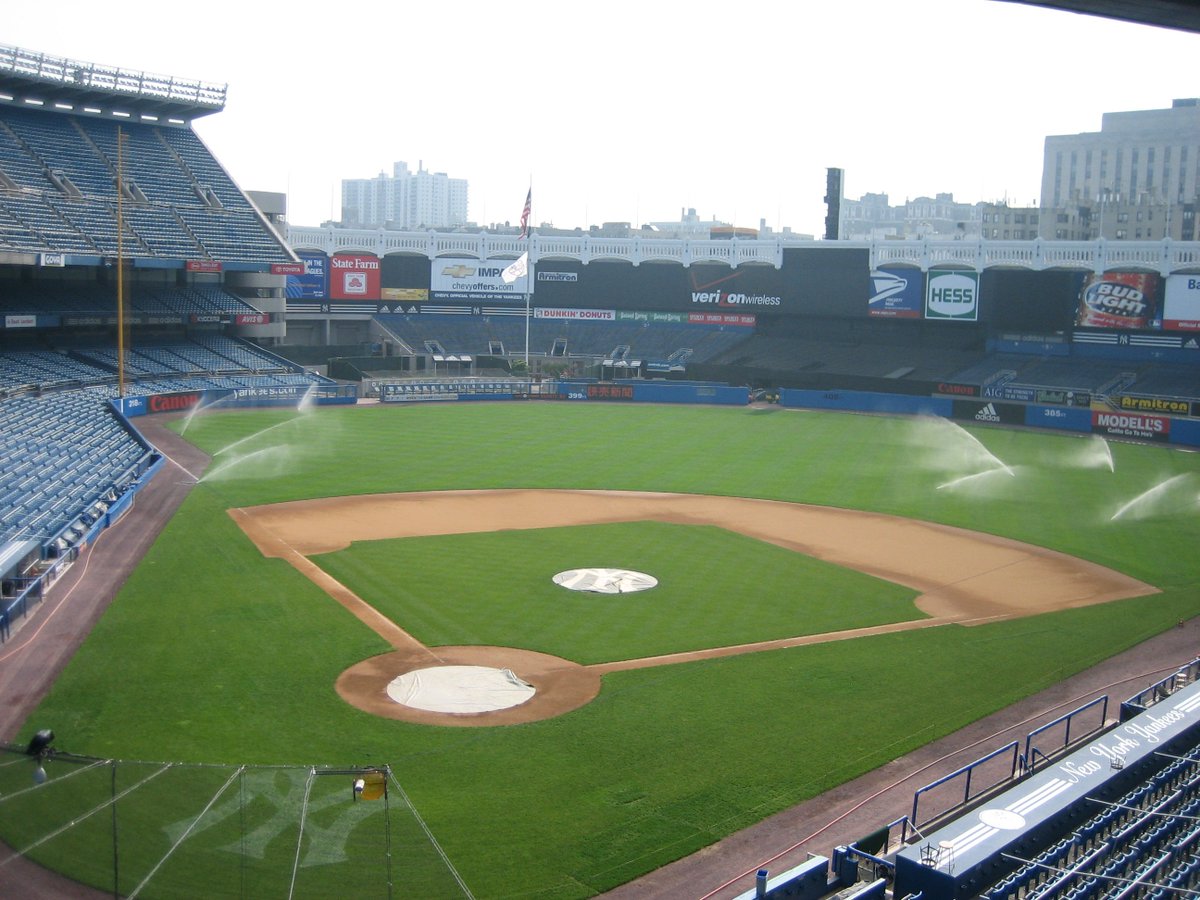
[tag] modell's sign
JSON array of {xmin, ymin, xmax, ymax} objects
[
  {"xmin": 1075, "ymin": 272, "xmax": 1159, "ymax": 330},
  {"xmin": 1092, "ymin": 411, "xmax": 1170, "ymax": 441}
]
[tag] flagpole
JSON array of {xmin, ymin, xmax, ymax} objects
[{"xmin": 522, "ymin": 180, "xmax": 532, "ymax": 369}]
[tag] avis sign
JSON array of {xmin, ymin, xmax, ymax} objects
[{"xmin": 925, "ymin": 270, "xmax": 979, "ymax": 322}]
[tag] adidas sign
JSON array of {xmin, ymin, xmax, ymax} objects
[{"xmin": 975, "ymin": 403, "xmax": 1001, "ymax": 423}]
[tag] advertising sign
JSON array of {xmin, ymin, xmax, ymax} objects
[
  {"xmin": 1074, "ymin": 272, "xmax": 1160, "ymax": 330},
  {"xmin": 936, "ymin": 382, "xmax": 980, "ymax": 398},
  {"xmin": 286, "ymin": 252, "xmax": 328, "ymax": 300},
  {"xmin": 1092, "ymin": 411, "xmax": 1170, "ymax": 442},
  {"xmin": 952, "ymin": 400, "xmax": 1024, "ymax": 425},
  {"xmin": 925, "ymin": 271, "xmax": 979, "ymax": 321},
  {"xmin": 868, "ymin": 267, "xmax": 923, "ymax": 319},
  {"xmin": 687, "ymin": 312, "xmax": 756, "ymax": 326},
  {"xmin": 381, "ymin": 288, "xmax": 429, "ymax": 302},
  {"xmin": 186, "ymin": 260, "xmax": 223, "ymax": 273},
  {"xmin": 431, "ymin": 259, "xmax": 528, "ymax": 301},
  {"xmin": 534, "ymin": 308, "xmax": 615, "ymax": 321},
  {"xmin": 587, "ymin": 384, "xmax": 634, "ymax": 401},
  {"xmin": 1115, "ymin": 395, "xmax": 1190, "ymax": 415},
  {"xmin": 1163, "ymin": 275, "xmax": 1200, "ymax": 331},
  {"xmin": 687, "ymin": 266, "xmax": 783, "ymax": 311},
  {"xmin": 330, "ymin": 254, "xmax": 381, "ymax": 301}
]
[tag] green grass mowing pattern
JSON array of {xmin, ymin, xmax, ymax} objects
[
  {"xmin": 312, "ymin": 521, "xmax": 923, "ymax": 663},
  {"xmin": 11, "ymin": 403, "xmax": 1200, "ymax": 897}
]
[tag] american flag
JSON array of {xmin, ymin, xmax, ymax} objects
[{"xmin": 519, "ymin": 189, "xmax": 531, "ymax": 239}]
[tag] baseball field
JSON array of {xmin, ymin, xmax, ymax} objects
[{"xmin": 5, "ymin": 401, "xmax": 1200, "ymax": 898}]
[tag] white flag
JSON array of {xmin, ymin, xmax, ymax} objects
[{"xmin": 501, "ymin": 252, "xmax": 528, "ymax": 284}]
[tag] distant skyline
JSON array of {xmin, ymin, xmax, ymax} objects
[{"xmin": 6, "ymin": 1, "xmax": 1198, "ymax": 234}]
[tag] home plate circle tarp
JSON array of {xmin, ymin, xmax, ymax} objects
[
  {"xmin": 553, "ymin": 568, "xmax": 658, "ymax": 594},
  {"xmin": 386, "ymin": 665, "xmax": 536, "ymax": 713}
]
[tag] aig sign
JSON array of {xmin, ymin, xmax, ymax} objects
[{"xmin": 926, "ymin": 271, "xmax": 979, "ymax": 321}]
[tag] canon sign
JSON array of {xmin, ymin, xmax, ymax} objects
[{"xmin": 149, "ymin": 393, "xmax": 202, "ymax": 413}]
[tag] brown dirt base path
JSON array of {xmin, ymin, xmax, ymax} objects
[{"xmin": 231, "ymin": 489, "xmax": 1157, "ymax": 727}]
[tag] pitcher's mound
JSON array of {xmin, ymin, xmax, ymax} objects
[
  {"xmin": 387, "ymin": 665, "xmax": 535, "ymax": 713},
  {"xmin": 553, "ymin": 568, "xmax": 658, "ymax": 593},
  {"xmin": 337, "ymin": 646, "xmax": 602, "ymax": 726}
]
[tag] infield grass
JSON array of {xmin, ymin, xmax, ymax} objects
[{"xmin": 12, "ymin": 402, "xmax": 1200, "ymax": 898}]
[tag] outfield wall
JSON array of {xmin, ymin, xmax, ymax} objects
[
  {"xmin": 779, "ymin": 389, "xmax": 1200, "ymax": 448},
  {"xmin": 114, "ymin": 385, "xmax": 357, "ymax": 419}
]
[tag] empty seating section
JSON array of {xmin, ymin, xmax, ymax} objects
[
  {"xmin": 0, "ymin": 194, "xmax": 98, "ymax": 253},
  {"xmin": 2, "ymin": 107, "xmax": 115, "ymax": 198},
  {"xmin": 375, "ymin": 314, "xmax": 752, "ymax": 364},
  {"xmin": 0, "ymin": 337, "xmax": 308, "ymax": 401},
  {"xmin": 0, "ymin": 107, "xmax": 289, "ymax": 262},
  {"xmin": 0, "ymin": 389, "xmax": 151, "ymax": 546},
  {"xmin": 0, "ymin": 282, "xmax": 258, "ymax": 318},
  {"xmin": 0, "ymin": 337, "xmax": 332, "ymax": 548},
  {"xmin": 0, "ymin": 350, "xmax": 111, "ymax": 393},
  {"xmin": 1127, "ymin": 365, "xmax": 1200, "ymax": 399},
  {"xmin": 982, "ymin": 748, "xmax": 1200, "ymax": 899},
  {"xmin": 157, "ymin": 128, "xmax": 255, "ymax": 212}
]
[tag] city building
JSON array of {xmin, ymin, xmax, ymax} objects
[
  {"xmin": 840, "ymin": 192, "xmax": 982, "ymax": 240},
  {"xmin": 340, "ymin": 161, "xmax": 468, "ymax": 230},
  {"xmin": 1041, "ymin": 98, "xmax": 1200, "ymax": 240}
]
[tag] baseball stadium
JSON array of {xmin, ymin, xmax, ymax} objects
[{"xmin": 2, "ymin": 22, "xmax": 1200, "ymax": 900}]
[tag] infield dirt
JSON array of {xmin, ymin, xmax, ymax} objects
[{"xmin": 231, "ymin": 488, "xmax": 1158, "ymax": 726}]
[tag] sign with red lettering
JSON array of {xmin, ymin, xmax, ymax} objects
[{"xmin": 186, "ymin": 260, "xmax": 223, "ymax": 273}]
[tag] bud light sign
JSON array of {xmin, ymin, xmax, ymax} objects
[
  {"xmin": 925, "ymin": 271, "xmax": 979, "ymax": 321},
  {"xmin": 1075, "ymin": 272, "xmax": 1159, "ymax": 330}
]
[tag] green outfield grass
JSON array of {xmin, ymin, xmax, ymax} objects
[{"xmin": 11, "ymin": 402, "xmax": 1200, "ymax": 898}]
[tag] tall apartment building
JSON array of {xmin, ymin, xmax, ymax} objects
[
  {"xmin": 340, "ymin": 161, "xmax": 468, "ymax": 230},
  {"xmin": 1041, "ymin": 98, "xmax": 1200, "ymax": 239}
]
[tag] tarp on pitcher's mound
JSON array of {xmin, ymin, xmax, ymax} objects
[
  {"xmin": 386, "ymin": 665, "xmax": 536, "ymax": 713},
  {"xmin": 553, "ymin": 568, "xmax": 658, "ymax": 594}
]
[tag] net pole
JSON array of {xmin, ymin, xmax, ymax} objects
[{"xmin": 111, "ymin": 759, "xmax": 119, "ymax": 900}]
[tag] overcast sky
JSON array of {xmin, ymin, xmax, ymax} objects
[{"xmin": 6, "ymin": 1, "xmax": 1197, "ymax": 234}]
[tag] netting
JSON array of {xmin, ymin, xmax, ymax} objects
[{"xmin": 0, "ymin": 745, "xmax": 473, "ymax": 898}]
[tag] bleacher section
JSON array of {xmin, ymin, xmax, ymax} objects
[
  {"xmin": 373, "ymin": 314, "xmax": 751, "ymax": 366},
  {"xmin": 0, "ymin": 282, "xmax": 259, "ymax": 319},
  {"xmin": 0, "ymin": 336, "xmax": 334, "ymax": 576},
  {"xmin": 0, "ymin": 334, "xmax": 313, "ymax": 398},
  {"xmin": 0, "ymin": 389, "xmax": 152, "ymax": 547},
  {"xmin": 0, "ymin": 106, "xmax": 290, "ymax": 263}
]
